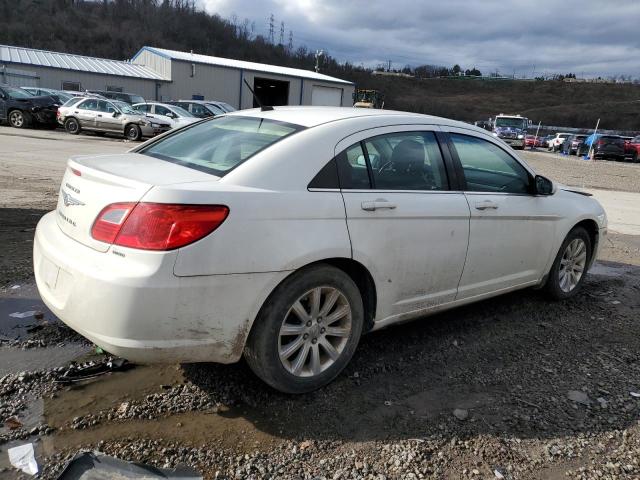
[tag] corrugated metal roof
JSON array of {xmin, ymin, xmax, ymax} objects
[
  {"xmin": 0, "ymin": 44, "xmax": 169, "ymax": 81},
  {"xmin": 134, "ymin": 47, "xmax": 353, "ymax": 85}
]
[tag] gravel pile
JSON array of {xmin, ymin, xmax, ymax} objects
[{"xmin": 521, "ymin": 151, "xmax": 640, "ymax": 193}]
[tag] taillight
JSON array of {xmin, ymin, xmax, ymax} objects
[
  {"xmin": 597, "ymin": 140, "xmax": 604, "ymax": 145},
  {"xmin": 91, "ymin": 203, "xmax": 229, "ymax": 251}
]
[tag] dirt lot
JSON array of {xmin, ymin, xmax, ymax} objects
[{"xmin": 1, "ymin": 128, "xmax": 640, "ymax": 479}]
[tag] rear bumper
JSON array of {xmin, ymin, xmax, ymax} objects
[{"xmin": 34, "ymin": 211, "xmax": 288, "ymax": 364}]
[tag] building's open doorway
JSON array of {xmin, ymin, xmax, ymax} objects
[{"xmin": 253, "ymin": 77, "xmax": 289, "ymax": 107}]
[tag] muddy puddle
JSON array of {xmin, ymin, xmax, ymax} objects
[{"xmin": 43, "ymin": 364, "xmax": 281, "ymax": 455}]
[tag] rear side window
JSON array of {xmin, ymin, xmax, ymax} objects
[
  {"xmin": 450, "ymin": 133, "xmax": 531, "ymax": 194},
  {"xmin": 139, "ymin": 116, "xmax": 303, "ymax": 176}
]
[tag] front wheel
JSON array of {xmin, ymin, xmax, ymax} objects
[
  {"xmin": 125, "ymin": 124, "xmax": 142, "ymax": 141},
  {"xmin": 244, "ymin": 264, "xmax": 364, "ymax": 394},
  {"xmin": 545, "ymin": 227, "xmax": 591, "ymax": 300}
]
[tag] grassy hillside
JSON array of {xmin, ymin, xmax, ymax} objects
[{"xmin": 345, "ymin": 72, "xmax": 640, "ymax": 131}]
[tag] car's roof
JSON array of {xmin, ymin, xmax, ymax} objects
[{"xmin": 226, "ymin": 106, "xmax": 476, "ymax": 130}]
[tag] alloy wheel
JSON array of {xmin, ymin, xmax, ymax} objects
[
  {"xmin": 9, "ymin": 111, "xmax": 24, "ymax": 128},
  {"xmin": 558, "ymin": 238, "xmax": 587, "ymax": 293},
  {"xmin": 278, "ymin": 286, "xmax": 352, "ymax": 377}
]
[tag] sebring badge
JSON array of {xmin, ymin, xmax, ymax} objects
[{"xmin": 62, "ymin": 190, "xmax": 85, "ymax": 207}]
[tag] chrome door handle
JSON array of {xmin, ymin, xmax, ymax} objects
[
  {"xmin": 475, "ymin": 201, "xmax": 499, "ymax": 210},
  {"xmin": 361, "ymin": 199, "xmax": 397, "ymax": 211}
]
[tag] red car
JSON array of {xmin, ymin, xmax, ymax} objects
[
  {"xmin": 624, "ymin": 135, "xmax": 640, "ymax": 162},
  {"xmin": 525, "ymin": 135, "xmax": 541, "ymax": 148}
]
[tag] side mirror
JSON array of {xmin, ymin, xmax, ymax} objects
[
  {"xmin": 534, "ymin": 175, "xmax": 554, "ymax": 195},
  {"xmin": 112, "ymin": 111, "xmax": 120, "ymax": 118},
  {"xmin": 165, "ymin": 112, "xmax": 175, "ymax": 118}
]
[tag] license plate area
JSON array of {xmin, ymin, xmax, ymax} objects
[{"xmin": 41, "ymin": 256, "xmax": 60, "ymax": 290}]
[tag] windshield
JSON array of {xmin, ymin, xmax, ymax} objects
[
  {"xmin": 62, "ymin": 97, "xmax": 83, "ymax": 107},
  {"xmin": 4, "ymin": 86, "xmax": 34, "ymax": 99},
  {"xmin": 139, "ymin": 116, "xmax": 303, "ymax": 176},
  {"xmin": 171, "ymin": 105, "xmax": 195, "ymax": 118},
  {"xmin": 129, "ymin": 95, "xmax": 145, "ymax": 104},
  {"xmin": 495, "ymin": 117, "xmax": 526, "ymax": 129},
  {"xmin": 113, "ymin": 101, "xmax": 139, "ymax": 115}
]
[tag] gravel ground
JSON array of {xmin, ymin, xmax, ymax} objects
[
  {"xmin": 520, "ymin": 150, "xmax": 640, "ymax": 193},
  {"xmin": 2, "ymin": 130, "xmax": 640, "ymax": 479}
]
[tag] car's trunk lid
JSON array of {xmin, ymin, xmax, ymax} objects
[{"xmin": 56, "ymin": 152, "xmax": 218, "ymax": 252}]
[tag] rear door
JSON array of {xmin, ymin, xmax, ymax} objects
[
  {"xmin": 444, "ymin": 128, "xmax": 558, "ymax": 299},
  {"xmin": 74, "ymin": 99, "xmax": 99, "ymax": 129},
  {"xmin": 336, "ymin": 126, "xmax": 470, "ymax": 322}
]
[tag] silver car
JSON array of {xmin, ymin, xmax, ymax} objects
[
  {"xmin": 58, "ymin": 98, "xmax": 170, "ymax": 141},
  {"xmin": 132, "ymin": 102, "xmax": 200, "ymax": 129}
]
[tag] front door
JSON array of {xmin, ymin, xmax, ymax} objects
[
  {"xmin": 0, "ymin": 88, "xmax": 7, "ymax": 120},
  {"xmin": 336, "ymin": 127, "xmax": 470, "ymax": 325},
  {"xmin": 445, "ymin": 129, "xmax": 558, "ymax": 299},
  {"xmin": 96, "ymin": 101, "xmax": 122, "ymax": 133}
]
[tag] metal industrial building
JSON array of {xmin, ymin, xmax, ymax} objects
[
  {"xmin": 0, "ymin": 44, "xmax": 355, "ymax": 108},
  {"xmin": 0, "ymin": 44, "xmax": 168, "ymax": 98}
]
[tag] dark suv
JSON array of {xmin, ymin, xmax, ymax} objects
[
  {"xmin": 0, "ymin": 84, "xmax": 59, "ymax": 129},
  {"xmin": 87, "ymin": 90, "xmax": 146, "ymax": 105},
  {"xmin": 577, "ymin": 135, "xmax": 625, "ymax": 160}
]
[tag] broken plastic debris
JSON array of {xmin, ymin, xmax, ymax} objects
[
  {"xmin": 10, "ymin": 285, "xmax": 20, "ymax": 289},
  {"xmin": 453, "ymin": 408, "xmax": 469, "ymax": 420},
  {"xmin": 56, "ymin": 451, "xmax": 201, "ymax": 480},
  {"xmin": 54, "ymin": 358, "xmax": 131, "ymax": 384},
  {"xmin": 9, "ymin": 311, "xmax": 38, "ymax": 319},
  {"xmin": 8, "ymin": 443, "xmax": 38, "ymax": 475},
  {"xmin": 630, "ymin": 392, "xmax": 640, "ymax": 398}
]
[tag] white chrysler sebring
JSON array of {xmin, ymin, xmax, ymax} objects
[{"xmin": 34, "ymin": 107, "xmax": 607, "ymax": 393}]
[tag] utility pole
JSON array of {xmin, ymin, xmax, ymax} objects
[
  {"xmin": 315, "ymin": 50, "xmax": 324, "ymax": 73},
  {"xmin": 279, "ymin": 21, "xmax": 285, "ymax": 45},
  {"xmin": 268, "ymin": 14, "xmax": 275, "ymax": 44},
  {"xmin": 387, "ymin": 60, "xmax": 392, "ymax": 72},
  {"xmin": 288, "ymin": 30, "xmax": 293, "ymax": 51}
]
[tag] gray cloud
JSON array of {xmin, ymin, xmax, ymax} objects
[{"xmin": 200, "ymin": 0, "xmax": 640, "ymax": 78}]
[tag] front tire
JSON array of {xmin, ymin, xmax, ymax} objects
[
  {"xmin": 244, "ymin": 264, "xmax": 364, "ymax": 394},
  {"xmin": 125, "ymin": 124, "xmax": 142, "ymax": 141},
  {"xmin": 545, "ymin": 227, "xmax": 591, "ymax": 300}
]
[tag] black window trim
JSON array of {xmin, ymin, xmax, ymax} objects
[{"xmin": 442, "ymin": 130, "xmax": 537, "ymax": 195}]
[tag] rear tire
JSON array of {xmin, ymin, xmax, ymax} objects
[
  {"xmin": 8, "ymin": 110, "xmax": 30, "ymax": 129},
  {"xmin": 125, "ymin": 124, "xmax": 142, "ymax": 141},
  {"xmin": 544, "ymin": 227, "xmax": 592, "ymax": 300},
  {"xmin": 632, "ymin": 151, "xmax": 639, "ymax": 163},
  {"xmin": 244, "ymin": 264, "xmax": 364, "ymax": 394},
  {"xmin": 64, "ymin": 118, "xmax": 81, "ymax": 135}
]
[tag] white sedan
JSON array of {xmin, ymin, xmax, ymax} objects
[
  {"xmin": 34, "ymin": 107, "xmax": 607, "ymax": 393},
  {"xmin": 132, "ymin": 102, "xmax": 200, "ymax": 129}
]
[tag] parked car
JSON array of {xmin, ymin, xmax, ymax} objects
[
  {"xmin": 86, "ymin": 90, "xmax": 146, "ymax": 105},
  {"xmin": 540, "ymin": 134, "xmax": 555, "ymax": 149},
  {"xmin": 0, "ymin": 84, "xmax": 59, "ymax": 129},
  {"xmin": 548, "ymin": 133, "xmax": 572, "ymax": 152},
  {"xmin": 132, "ymin": 102, "xmax": 200, "ymax": 129},
  {"xmin": 560, "ymin": 134, "xmax": 587, "ymax": 155},
  {"xmin": 22, "ymin": 87, "xmax": 73, "ymax": 104},
  {"xmin": 57, "ymin": 97, "xmax": 170, "ymax": 140},
  {"xmin": 34, "ymin": 108, "xmax": 607, "ymax": 393},
  {"xmin": 624, "ymin": 135, "xmax": 640, "ymax": 163},
  {"xmin": 166, "ymin": 100, "xmax": 226, "ymax": 118},
  {"xmin": 577, "ymin": 134, "xmax": 625, "ymax": 160},
  {"xmin": 525, "ymin": 135, "xmax": 541, "ymax": 148},
  {"xmin": 206, "ymin": 100, "xmax": 236, "ymax": 113}
]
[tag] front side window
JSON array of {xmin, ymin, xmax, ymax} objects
[
  {"xmin": 364, "ymin": 132, "xmax": 448, "ymax": 190},
  {"xmin": 190, "ymin": 104, "xmax": 209, "ymax": 117},
  {"xmin": 138, "ymin": 116, "xmax": 303, "ymax": 177},
  {"xmin": 98, "ymin": 101, "xmax": 117, "ymax": 114},
  {"xmin": 155, "ymin": 105, "xmax": 172, "ymax": 117},
  {"xmin": 450, "ymin": 133, "xmax": 531, "ymax": 194}
]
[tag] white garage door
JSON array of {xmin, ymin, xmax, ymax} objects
[{"xmin": 311, "ymin": 86, "xmax": 343, "ymax": 106}]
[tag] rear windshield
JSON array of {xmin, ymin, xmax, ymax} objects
[{"xmin": 138, "ymin": 116, "xmax": 304, "ymax": 176}]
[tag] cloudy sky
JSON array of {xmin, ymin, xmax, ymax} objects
[{"xmin": 200, "ymin": 0, "xmax": 640, "ymax": 78}]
